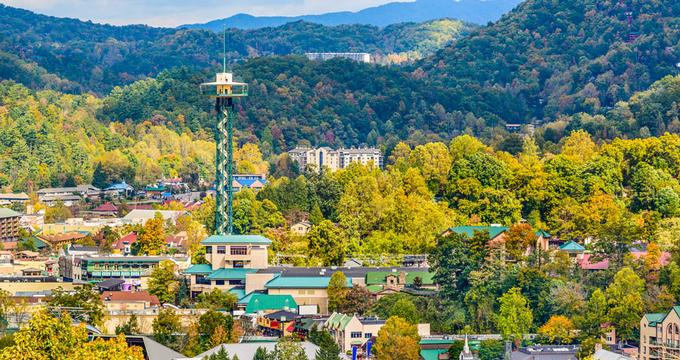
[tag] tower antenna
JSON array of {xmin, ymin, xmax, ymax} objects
[{"xmin": 223, "ymin": 26, "xmax": 227, "ymax": 73}]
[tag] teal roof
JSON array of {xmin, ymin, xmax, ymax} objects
[
  {"xmin": 206, "ymin": 268, "xmax": 258, "ymax": 280},
  {"xmin": 448, "ymin": 225, "xmax": 508, "ymax": 239},
  {"xmin": 184, "ymin": 264, "xmax": 213, "ymax": 274},
  {"xmin": 560, "ymin": 240, "xmax": 585, "ymax": 252},
  {"xmin": 535, "ymin": 229, "xmax": 551, "ymax": 238},
  {"xmin": 229, "ymin": 287, "xmax": 247, "ymax": 300},
  {"xmin": 420, "ymin": 339, "xmax": 455, "ymax": 345},
  {"xmin": 646, "ymin": 313, "xmax": 665, "ymax": 326},
  {"xmin": 421, "ymin": 349, "xmax": 448, "ymax": 360},
  {"xmin": 265, "ymin": 276, "xmax": 353, "ymax": 289},
  {"xmin": 244, "ymin": 293, "xmax": 297, "ymax": 313},
  {"xmin": 201, "ymin": 234, "xmax": 272, "ymax": 245}
]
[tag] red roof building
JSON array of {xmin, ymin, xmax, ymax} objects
[
  {"xmin": 101, "ymin": 290, "xmax": 160, "ymax": 309},
  {"xmin": 113, "ymin": 233, "xmax": 137, "ymax": 254},
  {"xmin": 93, "ymin": 202, "xmax": 118, "ymax": 213}
]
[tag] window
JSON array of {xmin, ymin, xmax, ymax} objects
[
  {"xmin": 205, "ymin": 246, "xmax": 212, "ymax": 254},
  {"xmin": 215, "ymin": 280, "xmax": 225, "ymax": 285},
  {"xmin": 196, "ymin": 275, "xmax": 210, "ymax": 285},
  {"xmin": 231, "ymin": 246, "xmax": 247, "ymax": 255},
  {"xmin": 233, "ymin": 261, "xmax": 244, "ymax": 268},
  {"xmin": 228, "ymin": 279, "xmax": 242, "ymax": 285},
  {"xmin": 364, "ymin": 333, "xmax": 372, "ymax": 338},
  {"xmin": 217, "ymin": 246, "xmax": 226, "ymax": 254},
  {"xmin": 350, "ymin": 332, "xmax": 362, "ymax": 339}
]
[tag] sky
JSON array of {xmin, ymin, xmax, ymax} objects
[{"xmin": 1, "ymin": 0, "xmax": 403, "ymax": 27}]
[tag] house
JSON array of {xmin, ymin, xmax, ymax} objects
[
  {"xmin": 101, "ymin": 291, "xmax": 161, "ymax": 311},
  {"xmin": 37, "ymin": 232, "xmax": 88, "ymax": 248},
  {"xmin": 37, "ymin": 185, "xmax": 100, "ymax": 205},
  {"xmin": 165, "ymin": 231, "xmax": 188, "ymax": 251},
  {"xmin": 265, "ymin": 276, "xmax": 352, "ymax": 315},
  {"xmin": 104, "ymin": 181, "xmax": 134, "ymax": 198},
  {"xmin": 365, "ymin": 270, "xmax": 436, "ymax": 299},
  {"xmin": 185, "ymin": 235, "xmax": 271, "ymax": 297},
  {"xmin": 559, "ymin": 241, "xmax": 586, "ymax": 260},
  {"xmin": 444, "ymin": 225, "xmax": 552, "ymax": 252},
  {"xmin": 257, "ymin": 310, "xmax": 299, "ymax": 336},
  {"xmin": 113, "ymin": 233, "xmax": 137, "ymax": 255},
  {"xmin": 21, "ymin": 267, "xmax": 43, "ymax": 277},
  {"xmin": 290, "ymin": 221, "xmax": 312, "ymax": 236},
  {"xmin": 0, "ymin": 208, "xmax": 21, "ymax": 245},
  {"xmin": 420, "ymin": 338, "xmax": 455, "ymax": 360},
  {"xmin": 324, "ymin": 313, "xmax": 385, "ymax": 353},
  {"xmin": 91, "ymin": 202, "xmax": 118, "ymax": 217},
  {"xmin": 0, "ymin": 192, "xmax": 29, "ymax": 205},
  {"xmin": 122, "ymin": 209, "xmax": 186, "ymax": 225}
]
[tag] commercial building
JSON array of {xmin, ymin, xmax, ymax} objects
[
  {"xmin": 0, "ymin": 208, "xmax": 21, "ymax": 244},
  {"xmin": 325, "ymin": 313, "xmax": 385, "ymax": 353},
  {"xmin": 305, "ymin": 52, "xmax": 372, "ymax": 63},
  {"xmin": 185, "ymin": 235, "xmax": 271, "ymax": 297},
  {"xmin": 288, "ymin": 146, "xmax": 382, "ymax": 172},
  {"xmin": 640, "ymin": 307, "xmax": 680, "ymax": 360},
  {"xmin": 37, "ymin": 185, "xmax": 100, "ymax": 205},
  {"xmin": 59, "ymin": 255, "xmax": 183, "ymax": 282},
  {"xmin": 122, "ymin": 209, "xmax": 186, "ymax": 225},
  {"xmin": 0, "ymin": 193, "xmax": 29, "ymax": 205}
]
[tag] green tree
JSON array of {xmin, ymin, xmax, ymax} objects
[
  {"xmin": 605, "ymin": 267, "xmax": 644, "ymax": 343},
  {"xmin": 313, "ymin": 330, "xmax": 340, "ymax": 360},
  {"xmin": 115, "ymin": 314, "xmax": 140, "ymax": 335},
  {"xmin": 152, "ymin": 309, "xmax": 181, "ymax": 349},
  {"xmin": 198, "ymin": 310, "xmax": 236, "ymax": 347},
  {"xmin": 196, "ymin": 288, "xmax": 238, "ymax": 310},
  {"xmin": 254, "ymin": 346, "xmax": 273, "ymax": 360},
  {"xmin": 478, "ymin": 340, "xmax": 505, "ymax": 360},
  {"xmin": 327, "ymin": 272, "xmax": 348, "ymax": 313},
  {"xmin": 495, "ymin": 287, "xmax": 533, "ymax": 346},
  {"xmin": 48, "ymin": 285, "xmax": 105, "ymax": 327},
  {"xmin": 389, "ymin": 298, "xmax": 419, "ymax": 324},
  {"xmin": 148, "ymin": 260, "xmax": 179, "ymax": 304},
  {"xmin": 307, "ymin": 221, "xmax": 346, "ymax": 266},
  {"xmin": 273, "ymin": 337, "xmax": 307, "ymax": 360},
  {"xmin": 339, "ymin": 286, "xmax": 373, "ymax": 316}
]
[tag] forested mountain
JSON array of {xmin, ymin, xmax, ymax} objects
[
  {"xmin": 0, "ymin": 5, "xmax": 474, "ymax": 94},
  {"xmin": 420, "ymin": 0, "xmax": 680, "ymax": 126},
  {"xmin": 182, "ymin": 0, "xmax": 523, "ymax": 30}
]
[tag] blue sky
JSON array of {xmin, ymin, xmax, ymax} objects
[{"xmin": 2, "ymin": 0, "xmax": 402, "ymax": 27}]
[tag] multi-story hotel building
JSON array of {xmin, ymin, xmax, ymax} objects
[
  {"xmin": 0, "ymin": 208, "xmax": 21, "ymax": 244},
  {"xmin": 640, "ymin": 307, "xmax": 680, "ymax": 360},
  {"xmin": 288, "ymin": 146, "xmax": 382, "ymax": 172}
]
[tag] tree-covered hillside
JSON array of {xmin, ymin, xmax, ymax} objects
[
  {"xmin": 420, "ymin": 0, "xmax": 680, "ymax": 125},
  {"xmin": 0, "ymin": 5, "xmax": 474, "ymax": 94}
]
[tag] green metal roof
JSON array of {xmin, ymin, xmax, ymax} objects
[
  {"xmin": 366, "ymin": 285, "xmax": 383, "ymax": 293},
  {"xmin": 559, "ymin": 240, "xmax": 585, "ymax": 252},
  {"xmin": 365, "ymin": 271, "xmax": 434, "ymax": 286},
  {"xmin": 448, "ymin": 225, "xmax": 508, "ymax": 239},
  {"xmin": 244, "ymin": 293, "xmax": 297, "ymax": 313},
  {"xmin": 201, "ymin": 234, "xmax": 272, "ymax": 245},
  {"xmin": 645, "ymin": 313, "xmax": 665, "ymax": 326},
  {"xmin": 265, "ymin": 276, "xmax": 353, "ymax": 289},
  {"xmin": 206, "ymin": 268, "xmax": 258, "ymax": 280},
  {"xmin": 184, "ymin": 264, "xmax": 213, "ymax": 274},
  {"xmin": 421, "ymin": 349, "xmax": 448, "ymax": 360},
  {"xmin": 0, "ymin": 208, "xmax": 21, "ymax": 219},
  {"xmin": 420, "ymin": 339, "xmax": 455, "ymax": 345}
]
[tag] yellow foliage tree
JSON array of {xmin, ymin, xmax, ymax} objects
[
  {"xmin": 538, "ymin": 315, "xmax": 575, "ymax": 344},
  {"xmin": 374, "ymin": 316, "xmax": 421, "ymax": 360}
]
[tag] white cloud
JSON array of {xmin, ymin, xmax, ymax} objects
[{"xmin": 1, "ymin": 0, "xmax": 404, "ymax": 27}]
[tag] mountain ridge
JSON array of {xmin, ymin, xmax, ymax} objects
[{"xmin": 180, "ymin": 0, "xmax": 523, "ymax": 30}]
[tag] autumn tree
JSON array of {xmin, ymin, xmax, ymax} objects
[
  {"xmin": 495, "ymin": 287, "xmax": 533, "ymax": 347},
  {"xmin": 138, "ymin": 212, "xmax": 166, "ymax": 255},
  {"xmin": 504, "ymin": 223, "xmax": 536, "ymax": 260},
  {"xmin": 0, "ymin": 309, "xmax": 143, "ymax": 360},
  {"xmin": 539, "ymin": 316, "xmax": 575, "ymax": 344},
  {"xmin": 148, "ymin": 260, "xmax": 179, "ymax": 304},
  {"xmin": 374, "ymin": 316, "xmax": 421, "ymax": 360},
  {"xmin": 340, "ymin": 286, "xmax": 374, "ymax": 316}
]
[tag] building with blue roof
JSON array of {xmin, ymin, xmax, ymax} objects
[{"xmin": 104, "ymin": 181, "xmax": 134, "ymax": 197}]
